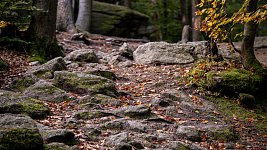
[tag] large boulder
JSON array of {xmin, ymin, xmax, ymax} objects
[
  {"xmin": 0, "ymin": 114, "xmax": 43, "ymax": 150},
  {"xmin": 0, "ymin": 90, "xmax": 50, "ymax": 119},
  {"xmin": 91, "ymin": 1, "xmax": 149, "ymax": 38},
  {"xmin": 53, "ymin": 71, "xmax": 118, "ymax": 97},
  {"xmin": 133, "ymin": 41, "xmax": 209, "ymax": 64},
  {"xmin": 64, "ymin": 49, "xmax": 99, "ymax": 63},
  {"xmin": 27, "ymin": 57, "xmax": 66, "ymax": 78}
]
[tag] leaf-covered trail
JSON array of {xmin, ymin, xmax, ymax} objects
[{"xmin": 0, "ymin": 32, "xmax": 266, "ymax": 149}]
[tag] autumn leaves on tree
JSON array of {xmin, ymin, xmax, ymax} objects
[{"xmin": 196, "ymin": 0, "xmax": 267, "ymax": 73}]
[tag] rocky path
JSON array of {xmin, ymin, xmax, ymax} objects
[{"xmin": 0, "ymin": 33, "xmax": 266, "ymax": 150}]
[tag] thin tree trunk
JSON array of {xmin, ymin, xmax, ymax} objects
[
  {"xmin": 75, "ymin": 0, "xmax": 92, "ymax": 31},
  {"xmin": 162, "ymin": 0, "xmax": 168, "ymax": 40},
  {"xmin": 57, "ymin": 0, "xmax": 76, "ymax": 33},
  {"xmin": 180, "ymin": 0, "xmax": 188, "ymax": 27},
  {"xmin": 188, "ymin": 0, "xmax": 193, "ymax": 41},
  {"xmin": 192, "ymin": 0, "xmax": 201, "ymax": 41},
  {"xmin": 241, "ymin": 0, "xmax": 262, "ymax": 72}
]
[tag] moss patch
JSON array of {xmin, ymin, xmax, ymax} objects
[
  {"xmin": 75, "ymin": 111, "xmax": 105, "ymax": 120},
  {"xmin": 206, "ymin": 68, "xmax": 264, "ymax": 96},
  {"xmin": 0, "ymin": 128, "xmax": 43, "ymax": 150},
  {"xmin": 43, "ymin": 143, "xmax": 74, "ymax": 150},
  {"xmin": 209, "ymin": 128, "xmax": 239, "ymax": 142},
  {"xmin": 87, "ymin": 70, "xmax": 117, "ymax": 80},
  {"xmin": 9, "ymin": 76, "xmax": 37, "ymax": 92},
  {"xmin": 2, "ymin": 98, "xmax": 50, "ymax": 119},
  {"xmin": 210, "ymin": 97, "xmax": 267, "ymax": 133},
  {"xmin": 19, "ymin": 98, "xmax": 50, "ymax": 119},
  {"xmin": 54, "ymin": 72, "xmax": 118, "ymax": 97},
  {"xmin": 29, "ymin": 40, "xmax": 64, "ymax": 63}
]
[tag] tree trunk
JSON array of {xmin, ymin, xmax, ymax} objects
[
  {"xmin": 122, "ymin": 0, "xmax": 131, "ymax": 8},
  {"xmin": 162, "ymin": 0, "xmax": 168, "ymax": 40},
  {"xmin": 57, "ymin": 0, "xmax": 76, "ymax": 33},
  {"xmin": 75, "ymin": 0, "xmax": 92, "ymax": 31},
  {"xmin": 29, "ymin": 0, "xmax": 63, "ymax": 60},
  {"xmin": 192, "ymin": 0, "xmax": 201, "ymax": 41},
  {"xmin": 180, "ymin": 0, "xmax": 188, "ymax": 27},
  {"xmin": 181, "ymin": 0, "xmax": 192, "ymax": 41},
  {"xmin": 241, "ymin": 0, "xmax": 263, "ymax": 72}
]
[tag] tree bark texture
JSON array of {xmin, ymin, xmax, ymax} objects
[
  {"xmin": 29, "ymin": 0, "xmax": 63, "ymax": 59},
  {"xmin": 180, "ymin": 0, "xmax": 188, "ymax": 27},
  {"xmin": 75, "ymin": 0, "xmax": 92, "ymax": 31},
  {"xmin": 57, "ymin": 0, "xmax": 76, "ymax": 32},
  {"xmin": 241, "ymin": 0, "xmax": 262, "ymax": 71},
  {"xmin": 192, "ymin": 0, "xmax": 201, "ymax": 41},
  {"xmin": 180, "ymin": 0, "xmax": 192, "ymax": 41},
  {"xmin": 30, "ymin": 0, "xmax": 58, "ymax": 43},
  {"xmin": 162, "ymin": 0, "xmax": 168, "ymax": 40}
]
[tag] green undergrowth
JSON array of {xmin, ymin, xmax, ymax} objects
[
  {"xmin": 210, "ymin": 128, "xmax": 239, "ymax": 142},
  {"xmin": 209, "ymin": 97, "xmax": 267, "ymax": 133},
  {"xmin": 186, "ymin": 59, "xmax": 236, "ymax": 86},
  {"xmin": 185, "ymin": 59, "xmax": 266, "ymax": 97},
  {"xmin": 184, "ymin": 59, "xmax": 267, "ymax": 132}
]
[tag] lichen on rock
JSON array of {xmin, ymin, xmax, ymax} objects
[
  {"xmin": 23, "ymin": 80, "xmax": 69, "ymax": 103},
  {"xmin": 0, "ymin": 90, "xmax": 50, "ymax": 119},
  {"xmin": 53, "ymin": 71, "xmax": 118, "ymax": 97},
  {"xmin": 0, "ymin": 114, "xmax": 43, "ymax": 150}
]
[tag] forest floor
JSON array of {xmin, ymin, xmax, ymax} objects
[{"xmin": 0, "ymin": 33, "xmax": 267, "ymax": 149}]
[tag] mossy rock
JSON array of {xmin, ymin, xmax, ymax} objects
[
  {"xmin": 44, "ymin": 142, "xmax": 78, "ymax": 150},
  {"xmin": 23, "ymin": 80, "xmax": 69, "ymax": 103},
  {"xmin": 0, "ymin": 57, "xmax": 9, "ymax": 71},
  {"xmin": 0, "ymin": 91, "xmax": 50, "ymax": 119},
  {"xmin": 87, "ymin": 70, "xmax": 117, "ymax": 80},
  {"xmin": 27, "ymin": 57, "xmax": 66, "ymax": 78},
  {"xmin": 19, "ymin": 98, "xmax": 51, "ymax": 119},
  {"xmin": 64, "ymin": 49, "xmax": 99, "ymax": 63},
  {"xmin": 91, "ymin": 1, "xmax": 149, "ymax": 38},
  {"xmin": 3, "ymin": 98, "xmax": 50, "ymax": 119},
  {"xmin": 0, "ymin": 128, "xmax": 43, "ymax": 150},
  {"xmin": 206, "ymin": 68, "xmax": 264, "ymax": 96},
  {"xmin": 239, "ymin": 93, "xmax": 256, "ymax": 108},
  {"xmin": 53, "ymin": 71, "xmax": 118, "ymax": 97},
  {"xmin": 79, "ymin": 94, "xmax": 119, "ymax": 105},
  {"xmin": 0, "ymin": 114, "xmax": 43, "ymax": 150},
  {"xmin": 74, "ymin": 111, "xmax": 107, "ymax": 120},
  {"xmin": 8, "ymin": 75, "xmax": 38, "ymax": 92}
]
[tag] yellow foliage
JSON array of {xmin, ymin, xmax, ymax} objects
[
  {"xmin": 0, "ymin": 21, "xmax": 8, "ymax": 28},
  {"xmin": 197, "ymin": 0, "xmax": 267, "ymax": 42}
]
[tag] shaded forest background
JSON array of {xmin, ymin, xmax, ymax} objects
[{"xmin": 95, "ymin": 0, "xmax": 267, "ymax": 42}]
